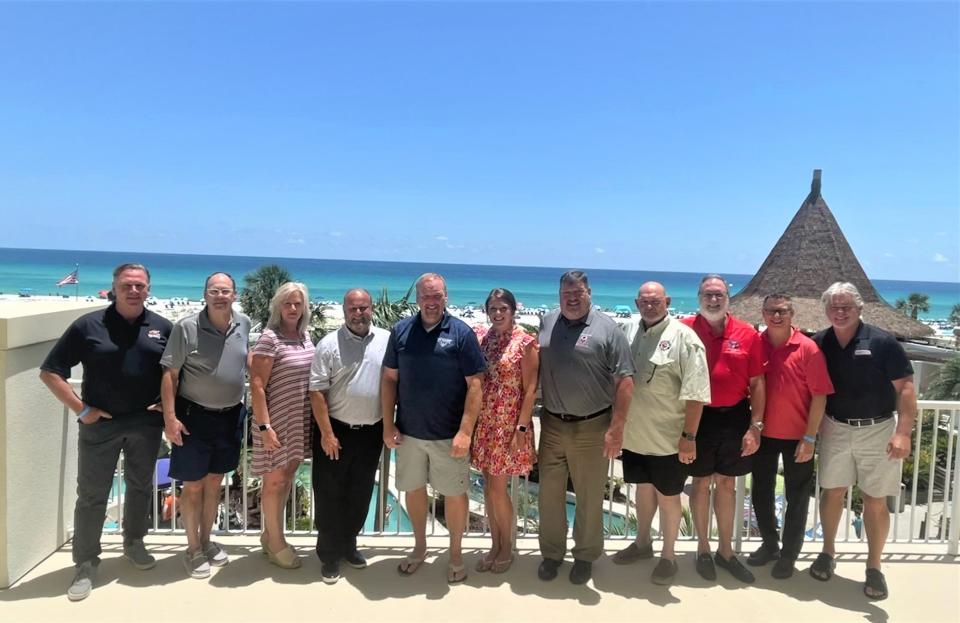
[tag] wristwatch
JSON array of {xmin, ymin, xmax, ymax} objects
[
  {"xmin": 516, "ymin": 424, "xmax": 529, "ymax": 433},
  {"xmin": 681, "ymin": 431, "xmax": 696, "ymax": 441},
  {"xmin": 258, "ymin": 423, "xmax": 271, "ymax": 432},
  {"xmin": 802, "ymin": 434, "xmax": 816, "ymax": 444},
  {"xmin": 751, "ymin": 421, "xmax": 764, "ymax": 432}
]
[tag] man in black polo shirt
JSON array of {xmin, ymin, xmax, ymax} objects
[
  {"xmin": 40, "ymin": 263, "xmax": 172, "ymax": 602},
  {"xmin": 811, "ymin": 282, "xmax": 916, "ymax": 601}
]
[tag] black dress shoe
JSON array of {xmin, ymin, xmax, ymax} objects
[
  {"xmin": 695, "ymin": 552, "xmax": 717, "ymax": 581},
  {"xmin": 569, "ymin": 560, "xmax": 592, "ymax": 585},
  {"xmin": 747, "ymin": 543, "xmax": 780, "ymax": 567},
  {"xmin": 715, "ymin": 553, "xmax": 756, "ymax": 584},
  {"xmin": 771, "ymin": 557, "xmax": 795, "ymax": 579},
  {"xmin": 538, "ymin": 558, "xmax": 562, "ymax": 581},
  {"xmin": 651, "ymin": 558, "xmax": 678, "ymax": 586},
  {"xmin": 343, "ymin": 550, "xmax": 367, "ymax": 569}
]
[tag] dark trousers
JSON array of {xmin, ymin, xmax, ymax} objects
[
  {"xmin": 750, "ymin": 436, "xmax": 815, "ymax": 560},
  {"xmin": 312, "ymin": 419, "xmax": 383, "ymax": 564},
  {"xmin": 74, "ymin": 417, "xmax": 163, "ymax": 565}
]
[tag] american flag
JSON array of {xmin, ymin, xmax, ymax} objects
[{"xmin": 56, "ymin": 268, "xmax": 79, "ymax": 287}]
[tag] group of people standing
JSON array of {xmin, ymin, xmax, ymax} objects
[{"xmin": 40, "ymin": 264, "xmax": 916, "ymax": 605}]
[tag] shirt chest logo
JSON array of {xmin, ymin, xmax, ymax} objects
[
  {"xmin": 437, "ymin": 337, "xmax": 453, "ymax": 349},
  {"xmin": 658, "ymin": 340, "xmax": 671, "ymax": 351},
  {"xmin": 576, "ymin": 334, "xmax": 590, "ymax": 347},
  {"xmin": 147, "ymin": 329, "xmax": 163, "ymax": 340},
  {"xmin": 726, "ymin": 339, "xmax": 741, "ymax": 351}
]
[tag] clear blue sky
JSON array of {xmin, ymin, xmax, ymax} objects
[{"xmin": 1, "ymin": 1, "xmax": 957, "ymax": 281}]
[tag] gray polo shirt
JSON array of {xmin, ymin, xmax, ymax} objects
[
  {"xmin": 310, "ymin": 325, "xmax": 389, "ymax": 426},
  {"xmin": 160, "ymin": 308, "xmax": 251, "ymax": 409},
  {"xmin": 539, "ymin": 308, "xmax": 635, "ymax": 416}
]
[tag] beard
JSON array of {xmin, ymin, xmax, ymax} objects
[{"xmin": 700, "ymin": 307, "xmax": 727, "ymax": 323}]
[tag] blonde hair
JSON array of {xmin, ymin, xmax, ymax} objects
[{"xmin": 266, "ymin": 282, "xmax": 312, "ymax": 335}]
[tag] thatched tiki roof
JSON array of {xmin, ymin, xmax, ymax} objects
[{"xmin": 729, "ymin": 170, "xmax": 933, "ymax": 339}]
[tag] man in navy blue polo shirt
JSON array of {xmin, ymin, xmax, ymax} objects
[
  {"xmin": 381, "ymin": 273, "xmax": 486, "ymax": 584},
  {"xmin": 40, "ymin": 263, "xmax": 172, "ymax": 601}
]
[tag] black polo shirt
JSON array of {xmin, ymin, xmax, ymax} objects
[
  {"xmin": 382, "ymin": 311, "xmax": 486, "ymax": 440},
  {"xmin": 812, "ymin": 322, "xmax": 913, "ymax": 422},
  {"xmin": 41, "ymin": 304, "xmax": 173, "ymax": 420}
]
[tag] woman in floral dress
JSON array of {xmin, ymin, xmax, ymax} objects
[{"xmin": 472, "ymin": 288, "xmax": 539, "ymax": 574}]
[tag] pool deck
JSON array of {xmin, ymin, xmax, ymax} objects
[{"xmin": 2, "ymin": 535, "xmax": 958, "ymax": 622}]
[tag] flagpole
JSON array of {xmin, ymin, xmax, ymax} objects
[{"xmin": 74, "ymin": 264, "xmax": 79, "ymax": 301}]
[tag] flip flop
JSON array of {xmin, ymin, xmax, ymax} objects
[
  {"xmin": 864, "ymin": 568, "xmax": 888, "ymax": 600},
  {"xmin": 491, "ymin": 554, "xmax": 515, "ymax": 574},
  {"xmin": 809, "ymin": 552, "xmax": 835, "ymax": 582},
  {"xmin": 447, "ymin": 562, "xmax": 468, "ymax": 584},
  {"xmin": 475, "ymin": 554, "xmax": 495, "ymax": 573},
  {"xmin": 397, "ymin": 554, "xmax": 426, "ymax": 576}
]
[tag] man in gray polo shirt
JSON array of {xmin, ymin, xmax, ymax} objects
[
  {"xmin": 537, "ymin": 270, "xmax": 635, "ymax": 585},
  {"xmin": 309, "ymin": 288, "xmax": 390, "ymax": 584},
  {"xmin": 161, "ymin": 272, "xmax": 251, "ymax": 579}
]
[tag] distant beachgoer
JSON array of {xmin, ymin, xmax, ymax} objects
[
  {"xmin": 309, "ymin": 288, "xmax": 389, "ymax": 584},
  {"xmin": 680, "ymin": 274, "xmax": 765, "ymax": 584},
  {"xmin": 811, "ymin": 282, "xmax": 916, "ymax": 600},
  {"xmin": 40, "ymin": 263, "xmax": 172, "ymax": 601},
  {"xmin": 471, "ymin": 287, "xmax": 538, "ymax": 575},
  {"xmin": 747, "ymin": 293, "xmax": 833, "ymax": 579},
  {"xmin": 536, "ymin": 270, "xmax": 635, "ymax": 585},
  {"xmin": 613, "ymin": 281, "xmax": 710, "ymax": 586},
  {"xmin": 161, "ymin": 272, "xmax": 251, "ymax": 579},
  {"xmin": 381, "ymin": 272, "xmax": 486, "ymax": 583},
  {"xmin": 249, "ymin": 282, "xmax": 315, "ymax": 569}
]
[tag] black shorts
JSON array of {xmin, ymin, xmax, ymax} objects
[
  {"xmin": 689, "ymin": 400, "xmax": 753, "ymax": 478},
  {"xmin": 621, "ymin": 450, "xmax": 689, "ymax": 496},
  {"xmin": 169, "ymin": 398, "xmax": 245, "ymax": 482}
]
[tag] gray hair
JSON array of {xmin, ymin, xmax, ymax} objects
[
  {"xmin": 266, "ymin": 281, "xmax": 312, "ymax": 335},
  {"xmin": 821, "ymin": 282, "xmax": 864, "ymax": 310},
  {"xmin": 560, "ymin": 270, "xmax": 589, "ymax": 288},
  {"xmin": 415, "ymin": 272, "xmax": 447, "ymax": 295},
  {"xmin": 343, "ymin": 288, "xmax": 372, "ymax": 306},
  {"xmin": 113, "ymin": 263, "xmax": 151, "ymax": 283},
  {"xmin": 698, "ymin": 273, "xmax": 728, "ymax": 295},
  {"xmin": 205, "ymin": 271, "xmax": 237, "ymax": 292}
]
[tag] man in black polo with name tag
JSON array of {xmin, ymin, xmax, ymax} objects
[
  {"xmin": 811, "ymin": 282, "xmax": 917, "ymax": 601},
  {"xmin": 40, "ymin": 263, "xmax": 172, "ymax": 602},
  {"xmin": 161, "ymin": 272, "xmax": 251, "ymax": 579},
  {"xmin": 537, "ymin": 270, "xmax": 635, "ymax": 585}
]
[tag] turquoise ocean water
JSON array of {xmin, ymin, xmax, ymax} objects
[{"xmin": 1, "ymin": 247, "xmax": 957, "ymax": 319}]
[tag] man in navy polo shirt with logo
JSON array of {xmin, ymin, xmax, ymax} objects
[
  {"xmin": 40, "ymin": 263, "xmax": 172, "ymax": 601},
  {"xmin": 381, "ymin": 272, "xmax": 485, "ymax": 584},
  {"xmin": 811, "ymin": 282, "xmax": 916, "ymax": 601}
]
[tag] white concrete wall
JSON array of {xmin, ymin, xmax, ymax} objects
[{"xmin": 0, "ymin": 301, "xmax": 106, "ymax": 588}]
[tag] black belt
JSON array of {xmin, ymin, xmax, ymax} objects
[
  {"xmin": 184, "ymin": 398, "xmax": 241, "ymax": 414},
  {"xmin": 545, "ymin": 406, "xmax": 610, "ymax": 423},
  {"xmin": 332, "ymin": 418, "xmax": 381, "ymax": 430},
  {"xmin": 828, "ymin": 413, "xmax": 893, "ymax": 427}
]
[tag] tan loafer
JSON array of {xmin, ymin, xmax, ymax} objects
[{"xmin": 267, "ymin": 546, "xmax": 301, "ymax": 569}]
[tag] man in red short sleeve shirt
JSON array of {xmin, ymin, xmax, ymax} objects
[
  {"xmin": 746, "ymin": 293, "xmax": 833, "ymax": 579},
  {"xmin": 681, "ymin": 274, "xmax": 765, "ymax": 584}
]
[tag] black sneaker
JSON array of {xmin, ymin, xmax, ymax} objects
[
  {"xmin": 715, "ymin": 553, "xmax": 756, "ymax": 584},
  {"xmin": 321, "ymin": 561, "xmax": 341, "ymax": 584},
  {"xmin": 771, "ymin": 557, "xmax": 795, "ymax": 579},
  {"xmin": 343, "ymin": 550, "xmax": 367, "ymax": 569},
  {"xmin": 695, "ymin": 552, "xmax": 717, "ymax": 581},
  {"xmin": 569, "ymin": 560, "xmax": 592, "ymax": 585},
  {"xmin": 651, "ymin": 558, "xmax": 678, "ymax": 586},
  {"xmin": 747, "ymin": 543, "xmax": 780, "ymax": 567},
  {"xmin": 537, "ymin": 558, "xmax": 562, "ymax": 581}
]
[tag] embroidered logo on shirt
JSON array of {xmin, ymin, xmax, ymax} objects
[
  {"xmin": 727, "ymin": 339, "xmax": 741, "ymax": 350},
  {"xmin": 854, "ymin": 349, "xmax": 872, "ymax": 356},
  {"xmin": 147, "ymin": 330, "xmax": 163, "ymax": 340},
  {"xmin": 658, "ymin": 340, "xmax": 671, "ymax": 351},
  {"xmin": 576, "ymin": 334, "xmax": 590, "ymax": 347},
  {"xmin": 437, "ymin": 337, "xmax": 453, "ymax": 348}
]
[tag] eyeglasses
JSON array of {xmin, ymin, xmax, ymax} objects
[
  {"xmin": 206, "ymin": 288, "xmax": 234, "ymax": 297},
  {"xmin": 762, "ymin": 308, "xmax": 792, "ymax": 317},
  {"xmin": 700, "ymin": 292, "xmax": 727, "ymax": 300}
]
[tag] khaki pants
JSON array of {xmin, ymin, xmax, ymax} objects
[{"xmin": 537, "ymin": 411, "xmax": 611, "ymax": 562}]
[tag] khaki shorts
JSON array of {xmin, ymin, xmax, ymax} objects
[
  {"xmin": 818, "ymin": 416, "xmax": 902, "ymax": 498},
  {"xmin": 395, "ymin": 436, "xmax": 470, "ymax": 496}
]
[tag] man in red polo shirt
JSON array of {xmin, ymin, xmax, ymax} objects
[
  {"xmin": 746, "ymin": 293, "xmax": 833, "ymax": 579},
  {"xmin": 681, "ymin": 274, "xmax": 765, "ymax": 584}
]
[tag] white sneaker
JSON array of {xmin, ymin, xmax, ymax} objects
[
  {"xmin": 184, "ymin": 550, "xmax": 211, "ymax": 579},
  {"xmin": 203, "ymin": 541, "xmax": 229, "ymax": 567},
  {"xmin": 67, "ymin": 561, "xmax": 96, "ymax": 601}
]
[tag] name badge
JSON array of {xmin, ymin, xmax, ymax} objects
[{"xmin": 854, "ymin": 349, "xmax": 872, "ymax": 356}]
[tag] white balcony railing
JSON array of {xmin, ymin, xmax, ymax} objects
[{"xmin": 76, "ymin": 382, "xmax": 957, "ymax": 555}]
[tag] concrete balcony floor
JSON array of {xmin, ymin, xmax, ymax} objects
[{"xmin": 2, "ymin": 535, "xmax": 958, "ymax": 623}]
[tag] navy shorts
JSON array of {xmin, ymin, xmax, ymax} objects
[
  {"xmin": 689, "ymin": 400, "xmax": 753, "ymax": 478},
  {"xmin": 621, "ymin": 450, "xmax": 689, "ymax": 496},
  {"xmin": 169, "ymin": 398, "xmax": 245, "ymax": 482}
]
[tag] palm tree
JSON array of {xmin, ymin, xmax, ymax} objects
[
  {"xmin": 928, "ymin": 356, "xmax": 960, "ymax": 400},
  {"xmin": 949, "ymin": 303, "xmax": 960, "ymax": 326},
  {"xmin": 894, "ymin": 292, "xmax": 930, "ymax": 320},
  {"xmin": 239, "ymin": 264, "xmax": 293, "ymax": 329},
  {"xmin": 308, "ymin": 302, "xmax": 331, "ymax": 344},
  {"xmin": 372, "ymin": 284, "xmax": 417, "ymax": 329}
]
